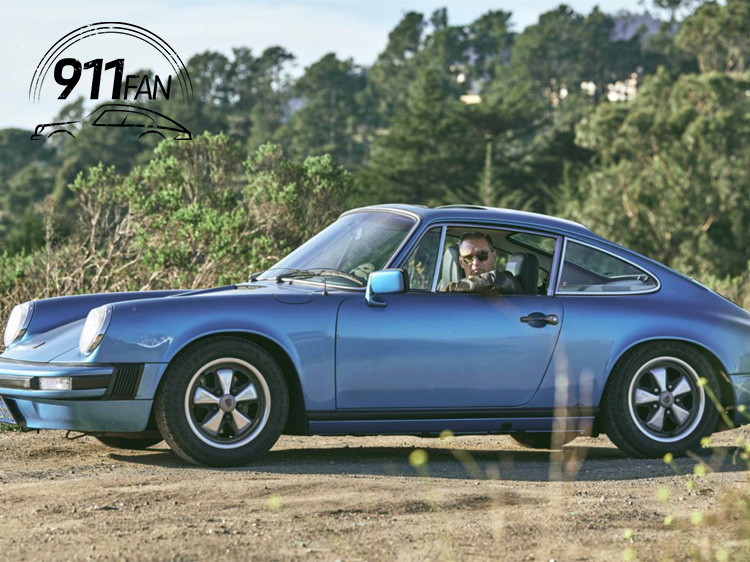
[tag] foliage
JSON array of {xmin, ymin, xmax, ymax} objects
[
  {"xmin": 568, "ymin": 69, "xmax": 750, "ymax": 279},
  {"xmin": 0, "ymin": 135, "xmax": 354, "ymax": 322},
  {"xmin": 699, "ymin": 263, "xmax": 750, "ymax": 311},
  {"xmin": 0, "ymin": 164, "xmax": 53, "ymax": 253},
  {"xmin": 274, "ymin": 54, "xmax": 366, "ymax": 164},
  {"xmin": 242, "ymin": 143, "xmax": 358, "ymax": 268},
  {"xmin": 362, "ymin": 11, "xmax": 427, "ymax": 127},
  {"xmin": 0, "ymin": 129, "xmax": 56, "ymax": 253},
  {"xmin": 676, "ymin": 0, "xmax": 750, "ymax": 73},
  {"xmin": 361, "ymin": 66, "xmax": 477, "ymax": 205},
  {"xmin": 640, "ymin": 24, "xmax": 699, "ymax": 78},
  {"xmin": 511, "ymin": 6, "xmax": 642, "ymax": 102}
]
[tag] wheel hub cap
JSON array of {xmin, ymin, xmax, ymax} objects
[
  {"xmin": 658, "ymin": 392, "xmax": 674, "ymax": 408},
  {"xmin": 219, "ymin": 394, "xmax": 236, "ymax": 412}
]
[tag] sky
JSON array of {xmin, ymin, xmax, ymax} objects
[{"xmin": 1, "ymin": 0, "xmax": 658, "ymax": 129}]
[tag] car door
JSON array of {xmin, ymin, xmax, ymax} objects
[{"xmin": 334, "ymin": 225, "xmax": 564, "ymax": 410}]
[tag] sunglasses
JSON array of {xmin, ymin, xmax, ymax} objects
[{"xmin": 460, "ymin": 251, "xmax": 490, "ymax": 264}]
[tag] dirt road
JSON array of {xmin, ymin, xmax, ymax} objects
[{"xmin": 1, "ymin": 429, "xmax": 748, "ymax": 561}]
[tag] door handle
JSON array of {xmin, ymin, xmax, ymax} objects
[{"xmin": 520, "ymin": 313, "xmax": 559, "ymax": 326}]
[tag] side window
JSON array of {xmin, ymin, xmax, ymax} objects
[
  {"xmin": 434, "ymin": 226, "xmax": 556, "ymax": 295},
  {"xmin": 557, "ymin": 241, "xmax": 658, "ymax": 293},
  {"xmin": 403, "ymin": 227, "xmax": 442, "ymax": 291}
]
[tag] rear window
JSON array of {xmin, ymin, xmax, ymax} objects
[{"xmin": 557, "ymin": 241, "xmax": 658, "ymax": 294}]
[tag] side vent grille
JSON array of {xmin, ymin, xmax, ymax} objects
[{"xmin": 105, "ymin": 364, "xmax": 144, "ymax": 400}]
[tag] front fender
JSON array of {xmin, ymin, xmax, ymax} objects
[{"xmin": 53, "ymin": 290, "xmax": 347, "ymax": 410}]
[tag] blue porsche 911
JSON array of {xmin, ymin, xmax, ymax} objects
[{"xmin": 2, "ymin": 205, "xmax": 749, "ymax": 466}]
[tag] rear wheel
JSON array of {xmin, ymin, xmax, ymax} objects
[
  {"xmin": 601, "ymin": 343, "xmax": 720, "ymax": 458},
  {"xmin": 155, "ymin": 338, "xmax": 288, "ymax": 467},
  {"xmin": 510, "ymin": 433, "xmax": 577, "ymax": 450}
]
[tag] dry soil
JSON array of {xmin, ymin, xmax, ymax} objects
[{"xmin": 1, "ymin": 429, "xmax": 749, "ymax": 561}]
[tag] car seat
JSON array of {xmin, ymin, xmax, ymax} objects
[
  {"xmin": 437, "ymin": 245, "xmax": 464, "ymax": 290},
  {"xmin": 505, "ymin": 252, "xmax": 539, "ymax": 295}
]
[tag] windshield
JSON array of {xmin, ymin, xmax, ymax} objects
[{"xmin": 257, "ymin": 211, "xmax": 417, "ymax": 286}]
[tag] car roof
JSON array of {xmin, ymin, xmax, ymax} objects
[{"xmin": 355, "ymin": 203, "xmax": 602, "ymax": 241}]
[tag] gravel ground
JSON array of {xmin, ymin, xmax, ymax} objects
[{"xmin": 0, "ymin": 429, "xmax": 749, "ymax": 561}]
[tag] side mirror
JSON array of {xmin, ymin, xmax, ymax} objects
[{"xmin": 365, "ymin": 269, "xmax": 409, "ymax": 307}]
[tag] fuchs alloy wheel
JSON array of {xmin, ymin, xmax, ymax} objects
[
  {"xmin": 601, "ymin": 343, "xmax": 720, "ymax": 458},
  {"xmin": 155, "ymin": 338, "xmax": 288, "ymax": 467},
  {"xmin": 628, "ymin": 357, "xmax": 705, "ymax": 442}
]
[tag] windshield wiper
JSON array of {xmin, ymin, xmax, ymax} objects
[
  {"xmin": 249, "ymin": 271, "xmax": 265, "ymax": 282},
  {"xmin": 278, "ymin": 268, "xmax": 366, "ymax": 287}
]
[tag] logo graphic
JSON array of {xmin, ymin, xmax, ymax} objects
[
  {"xmin": 31, "ymin": 104, "xmax": 192, "ymax": 141},
  {"xmin": 28, "ymin": 22, "xmax": 193, "ymax": 141}
]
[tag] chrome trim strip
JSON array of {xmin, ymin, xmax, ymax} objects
[
  {"xmin": 430, "ymin": 226, "xmax": 448, "ymax": 293},
  {"xmin": 393, "ymin": 224, "xmax": 445, "ymax": 292},
  {"xmin": 278, "ymin": 208, "xmax": 422, "ymax": 291},
  {"xmin": 547, "ymin": 236, "xmax": 564, "ymax": 297},
  {"xmin": 379, "ymin": 210, "xmax": 422, "ymax": 269},
  {"xmin": 81, "ymin": 304, "xmax": 113, "ymax": 356},
  {"xmin": 19, "ymin": 302, "xmax": 35, "ymax": 343},
  {"xmin": 340, "ymin": 206, "xmax": 422, "ymax": 221},
  {"xmin": 4, "ymin": 301, "xmax": 35, "ymax": 348},
  {"xmin": 555, "ymin": 237, "xmax": 662, "ymax": 296}
]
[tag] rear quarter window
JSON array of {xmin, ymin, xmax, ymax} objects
[{"xmin": 557, "ymin": 241, "xmax": 658, "ymax": 294}]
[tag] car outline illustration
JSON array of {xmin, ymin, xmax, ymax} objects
[{"xmin": 30, "ymin": 104, "xmax": 192, "ymax": 141}]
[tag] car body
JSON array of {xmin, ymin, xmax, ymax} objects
[
  {"xmin": 2, "ymin": 204, "xmax": 749, "ymax": 466},
  {"xmin": 30, "ymin": 104, "xmax": 192, "ymax": 141}
]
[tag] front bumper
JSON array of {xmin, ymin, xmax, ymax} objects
[{"xmin": 0, "ymin": 358, "xmax": 167, "ymax": 431}]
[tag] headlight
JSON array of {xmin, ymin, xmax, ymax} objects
[
  {"xmin": 3, "ymin": 302, "xmax": 34, "ymax": 348},
  {"xmin": 79, "ymin": 305, "xmax": 113, "ymax": 355}
]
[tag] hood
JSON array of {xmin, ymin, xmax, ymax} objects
[
  {"xmin": 1, "ymin": 287, "xmax": 234, "ymax": 362},
  {"xmin": 0, "ymin": 282, "xmax": 331, "ymax": 363}
]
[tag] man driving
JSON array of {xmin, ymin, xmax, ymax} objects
[{"xmin": 442, "ymin": 231, "xmax": 523, "ymax": 295}]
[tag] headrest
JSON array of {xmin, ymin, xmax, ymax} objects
[{"xmin": 505, "ymin": 252, "xmax": 539, "ymax": 295}]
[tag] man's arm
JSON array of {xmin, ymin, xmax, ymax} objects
[{"xmin": 443, "ymin": 270, "xmax": 523, "ymax": 295}]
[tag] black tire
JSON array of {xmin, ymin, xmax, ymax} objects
[
  {"xmin": 95, "ymin": 433, "xmax": 163, "ymax": 450},
  {"xmin": 155, "ymin": 337, "xmax": 288, "ymax": 467},
  {"xmin": 601, "ymin": 343, "xmax": 720, "ymax": 458},
  {"xmin": 510, "ymin": 433, "xmax": 577, "ymax": 450}
]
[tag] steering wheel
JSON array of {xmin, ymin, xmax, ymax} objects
[{"xmin": 350, "ymin": 262, "xmax": 375, "ymax": 280}]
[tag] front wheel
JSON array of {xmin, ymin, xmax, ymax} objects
[
  {"xmin": 155, "ymin": 338, "xmax": 288, "ymax": 467},
  {"xmin": 601, "ymin": 343, "xmax": 720, "ymax": 458}
]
